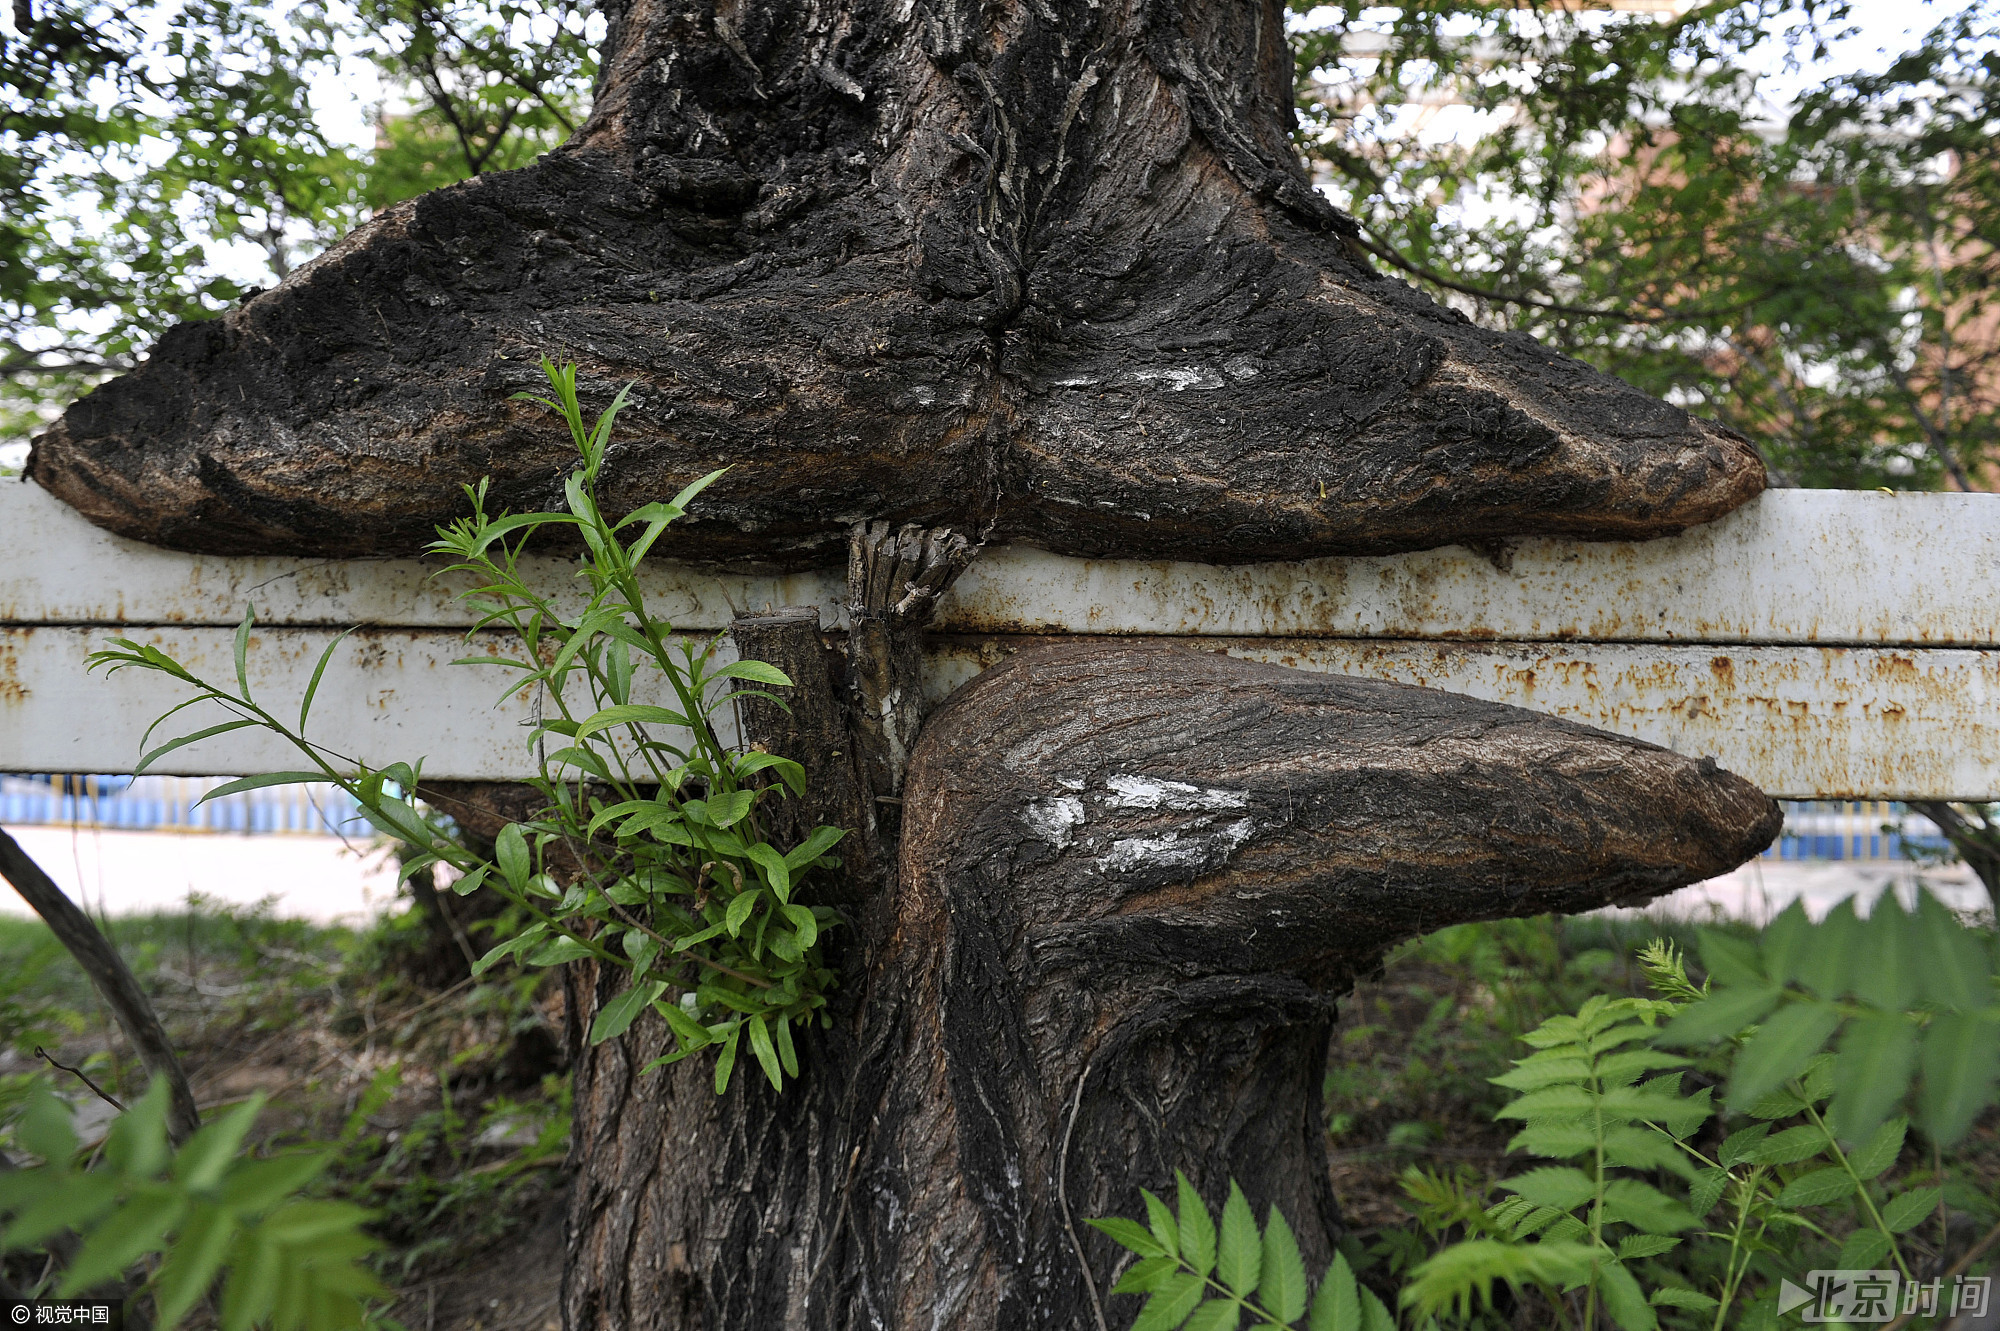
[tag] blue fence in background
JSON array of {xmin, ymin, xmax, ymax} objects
[
  {"xmin": 0, "ymin": 774, "xmax": 371, "ymax": 838},
  {"xmin": 1761, "ymin": 802, "xmax": 1949, "ymax": 862}
]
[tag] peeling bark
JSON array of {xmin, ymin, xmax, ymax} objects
[
  {"xmin": 558, "ymin": 640, "xmax": 1779, "ymax": 1330},
  {"xmin": 30, "ymin": 0, "xmax": 1762, "ymax": 566}
]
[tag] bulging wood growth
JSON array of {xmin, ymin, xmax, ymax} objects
[
  {"xmin": 29, "ymin": 0, "xmax": 1763, "ymax": 565},
  {"xmin": 552, "ymin": 638, "xmax": 1778, "ymax": 1331},
  {"xmin": 22, "ymin": 3, "xmax": 1788, "ymax": 1325}
]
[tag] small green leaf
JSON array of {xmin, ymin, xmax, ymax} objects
[
  {"xmin": 1602, "ymin": 1179, "xmax": 1697, "ymax": 1234},
  {"xmin": 1697, "ymin": 929, "xmax": 1767, "ymax": 987},
  {"xmin": 495, "ymin": 824, "xmax": 531, "ymax": 889},
  {"xmin": 1880, "ymin": 1186, "xmax": 1943, "ymax": 1234},
  {"xmin": 1617, "ymin": 1235, "xmax": 1681, "ymax": 1260},
  {"xmin": 1134, "ymin": 1271, "xmax": 1206, "ymax": 1331},
  {"xmin": 1113, "ymin": 1254, "xmax": 1179, "ymax": 1295},
  {"xmin": 703, "ymin": 789, "xmax": 755, "ymax": 829},
  {"xmin": 1747, "ymin": 1125, "xmax": 1826, "ymax": 1166},
  {"xmin": 1847, "ymin": 1117, "xmax": 1908, "ymax": 1181},
  {"xmin": 1500, "ymin": 1166, "xmax": 1596, "ymax": 1213},
  {"xmin": 1725, "ymin": 1001, "xmax": 1843, "ymax": 1112},
  {"xmin": 1258, "ymin": 1205, "xmax": 1309, "ymax": 1323},
  {"xmin": 1830, "ymin": 1012, "xmax": 1919, "ymax": 1146},
  {"xmin": 526, "ymin": 936, "xmax": 595, "ymax": 966},
  {"xmin": 1917, "ymin": 1011, "xmax": 2000, "ymax": 1147},
  {"xmin": 58, "ymin": 1187, "xmax": 188, "ymax": 1294},
  {"xmin": 747, "ymin": 1014, "xmax": 783, "ymax": 1090},
  {"xmin": 1855, "ymin": 896, "xmax": 1918, "ymax": 1011},
  {"xmin": 1688, "ymin": 1167, "xmax": 1728, "ymax": 1217},
  {"xmin": 1144, "ymin": 1190, "xmax": 1180, "ymax": 1259},
  {"xmin": 1775, "ymin": 1167, "xmax": 1856, "ymax": 1208},
  {"xmin": 713, "ymin": 1025, "xmax": 741, "ymax": 1095},
  {"xmin": 711, "ymin": 659, "xmax": 794, "ymax": 687},
  {"xmin": 1309, "ymin": 1251, "xmax": 1362, "ymax": 1331},
  {"xmin": 1650, "ymin": 1287, "xmax": 1719, "ymax": 1311},
  {"xmin": 1595, "ymin": 1258, "xmax": 1659, "ymax": 1331},
  {"xmin": 660, "ymin": 1001, "xmax": 713, "ymax": 1051},
  {"xmin": 748, "ymin": 842, "xmax": 792, "ymax": 902},
  {"xmin": 1089, "ymin": 1217, "xmax": 1165, "ymax": 1257},
  {"xmin": 1176, "ymin": 1172, "xmax": 1217, "ymax": 1278},
  {"xmin": 1660, "ymin": 986, "xmax": 1782, "ymax": 1046},
  {"xmin": 784, "ymin": 825, "xmax": 846, "ymax": 869},
  {"xmin": 589, "ymin": 979, "xmax": 667, "ymax": 1045},
  {"xmin": 1181, "ymin": 1300, "xmax": 1242, "ymax": 1331},
  {"xmin": 151, "ymin": 1201, "xmax": 239, "ymax": 1330},
  {"xmin": 175, "ymin": 1097, "xmax": 263, "ymax": 1193},
  {"xmin": 1216, "ymin": 1182, "xmax": 1260, "ymax": 1297},
  {"xmin": 726, "ymin": 887, "xmax": 762, "ymax": 937},
  {"xmin": 1837, "ymin": 1228, "xmax": 1894, "ymax": 1271}
]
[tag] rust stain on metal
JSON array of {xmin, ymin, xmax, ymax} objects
[{"xmin": 0, "ymin": 638, "xmax": 25, "ymax": 705}]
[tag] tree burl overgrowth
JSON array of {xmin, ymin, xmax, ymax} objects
[{"xmin": 26, "ymin": 3, "xmax": 1781, "ymax": 1328}]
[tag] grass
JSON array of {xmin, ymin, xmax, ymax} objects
[{"xmin": 0, "ymin": 891, "xmax": 571, "ymax": 1327}]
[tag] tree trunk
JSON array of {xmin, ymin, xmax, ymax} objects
[
  {"xmin": 552, "ymin": 636, "xmax": 1777, "ymax": 1331},
  {"xmin": 21, "ymin": 3, "xmax": 1792, "ymax": 1326}
]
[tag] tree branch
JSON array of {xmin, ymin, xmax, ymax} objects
[
  {"xmin": 1351, "ymin": 228, "xmax": 1756, "ymax": 328},
  {"xmin": 0, "ymin": 827, "xmax": 202, "ymax": 1143},
  {"xmin": 1908, "ymin": 800, "xmax": 2000, "ymax": 914}
]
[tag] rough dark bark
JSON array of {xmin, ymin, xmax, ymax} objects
[
  {"xmin": 557, "ymin": 640, "xmax": 1779, "ymax": 1331},
  {"xmin": 29, "ymin": 0, "xmax": 1762, "ymax": 566}
]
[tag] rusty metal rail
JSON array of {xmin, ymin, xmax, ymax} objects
[{"xmin": 3, "ymin": 482, "xmax": 1997, "ymax": 796}]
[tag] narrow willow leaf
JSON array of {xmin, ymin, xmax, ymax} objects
[
  {"xmin": 1216, "ymin": 1182, "xmax": 1259, "ymax": 1297},
  {"xmin": 747, "ymin": 1014, "xmax": 783, "ymax": 1090},
  {"xmin": 298, "ymin": 627, "xmax": 357, "ymax": 731},
  {"xmin": 590, "ymin": 979, "xmax": 666, "ymax": 1045},
  {"xmin": 713, "ymin": 1025, "xmax": 741, "ymax": 1095}
]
